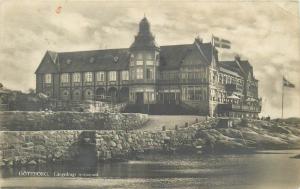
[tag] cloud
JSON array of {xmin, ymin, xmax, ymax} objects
[{"xmin": 0, "ymin": 0, "xmax": 299, "ymax": 118}]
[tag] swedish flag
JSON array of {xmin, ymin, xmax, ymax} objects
[{"xmin": 283, "ymin": 77, "xmax": 295, "ymax": 88}]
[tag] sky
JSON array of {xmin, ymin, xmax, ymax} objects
[{"xmin": 0, "ymin": 0, "xmax": 300, "ymax": 118}]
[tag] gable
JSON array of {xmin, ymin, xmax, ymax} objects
[
  {"xmin": 181, "ymin": 44, "xmax": 210, "ymax": 67},
  {"xmin": 159, "ymin": 42, "xmax": 213, "ymax": 70},
  {"xmin": 159, "ymin": 44, "xmax": 193, "ymax": 70},
  {"xmin": 35, "ymin": 52, "xmax": 59, "ymax": 74}
]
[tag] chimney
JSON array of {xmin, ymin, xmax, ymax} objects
[
  {"xmin": 195, "ymin": 36, "xmax": 203, "ymax": 44},
  {"xmin": 235, "ymin": 54, "xmax": 241, "ymax": 61}
]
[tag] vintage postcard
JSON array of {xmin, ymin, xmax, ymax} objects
[{"xmin": 0, "ymin": 0, "xmax": 300, "ymax": 188}]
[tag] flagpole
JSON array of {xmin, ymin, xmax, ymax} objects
[{"xmin": 282, "ymin": 75, "xmax": 284, "ymax": 118}]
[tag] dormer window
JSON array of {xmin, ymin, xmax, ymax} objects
[
  {"xmin": 113, "ymin": 56, "xmax": 119, "ymax": 63},
  {"xmin": 66, "ymin": 59, "xmax": 72, "ymax": 64},
  {"xmin": 89, "ymin": 57, "xmax": 95, "ymax": 63}
]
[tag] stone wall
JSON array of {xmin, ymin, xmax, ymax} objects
[
  {"xmin": 2, "ymin": 118, "xmax": 299, "ymax": 167},
  {"xmin": 0, "ymin": 130, "xmax": 81, "ymax": 166},
  {"xmin": 0, "ymin": 111, "xmax": 148, "ymax": 131},
  {"xmin": 0, "ymin": 123, "xmax": 202, "ymax": 166}
]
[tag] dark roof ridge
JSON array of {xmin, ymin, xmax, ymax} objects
[
  {"xmin": 57, "ymin": 47, "xmax": 129, "ymax": 54},
  {"xmin": 160, "ymin": 43, "xmax": 193, "ymax": 47}
]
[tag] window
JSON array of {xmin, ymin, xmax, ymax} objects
[
  {"xmin": 72, "ymin": 73, "xmax": 81, "ymax": 83},
  {"xmin": 146, "ymin": 60, "xmax": 154, "ymax": 65},
  {"xmin": 145, "ymin": 92, "xmax": 155, "ymax": 102},
  {"xmin": 121, "ymin": 71, "xmax": 129, "ymax": 80},
  {"xmin": 62, "ymin": 90, "xmax": 69, "ymax": 97},
  {"xmin": 109, "ymin": 71, "xmax": 117, "ymax": 81},
  {"xmin": 136, "ymin": 68, "xmax": 143, "ymax": 79},
  {"xmin": 136, "ymin": 60, "xmax": 143, "ymax": 65},
  {"xmin": 44, "ymin": 74, "xmax": 52, "ymax": 84},
  {"xmin": 146, "ymin": 68, "xmax": 153, "ymax": 79},
  {"xmin": 96, "ymin": 72, "xmax": 105, "ymax": 82},
  {"xmin": 61, "ymin": 73, "xmax": 69, "ymax": 83},
  {"xmin": 84, "ymin": 72, "xmax": 93, "ymax": 82}
]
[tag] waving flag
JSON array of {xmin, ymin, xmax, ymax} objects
[
  {"xmin": 283, "ymin": 77, "xmax": 295, "ymax": 88},
  {"xmin": 212, "ymin": 35, "xmax": 231, "ymax": 49}
]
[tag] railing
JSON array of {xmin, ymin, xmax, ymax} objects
[
  {"xmin": 129, "ymin": 80, "xmax": 156, "ymax": 84},
  {"xmin": 179, "ymin": 79, "xmax": 207, "ymax": 84}
]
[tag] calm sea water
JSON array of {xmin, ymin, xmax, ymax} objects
[{"xmin": 1, "ymin": 150, "xmax": 300, "ymax": 189}]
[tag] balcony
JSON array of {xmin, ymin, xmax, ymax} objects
[
  {"xmin": 218, "ymin": 103, "xmax": 261, "ymax": 113},
  {"xmin": 179, "ymin": 78, "xmax": 207, "ymax": 85},
  {"xmin": 129, "ymin": 80, "xmax": 156, "ymax": 85}
]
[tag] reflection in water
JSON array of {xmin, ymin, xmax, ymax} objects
[{"xmin": 1, "ymin": 150, "xmax": 300, "ymax": 189}]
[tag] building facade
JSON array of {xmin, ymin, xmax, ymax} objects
[{"xmin": 35, "ymin": 17, "xmax": 261, "ymax": 117}]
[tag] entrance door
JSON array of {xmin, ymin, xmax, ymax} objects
[{"xmin": 136, "ymin": 92, "xmax": 144, "ymax": 104}]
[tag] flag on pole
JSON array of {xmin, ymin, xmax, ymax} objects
[
  {"xmin": 212, "ymin": 35, "xmax": 231, "ymax": 49},
  {"xmin": 283, "ymin": 77, "xmax": 295, "ymax": 88}
]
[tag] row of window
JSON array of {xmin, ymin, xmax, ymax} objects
[
  {"xmin": 129, "ymin": 92, "xmax": 155, "ymax": 102},
  {"xmin": 44, "ymin": 71, "xmax": 129, "ymax": 84},
  {"xmin": 159, "ymin": 70, "xmax": 208, "ymax": 81},
  {"xmin": 211, "ymin": 72, "xmax": 244, "ymax": 85},
  {"xmin": 131, "ymin": 68, "xmax": 154, "ymax": 80}
]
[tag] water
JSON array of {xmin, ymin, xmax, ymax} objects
[{"xmin": 1, "ymin": 150, "xmax": 300, "ymax": 189}]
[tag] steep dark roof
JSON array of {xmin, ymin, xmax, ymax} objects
[
  {"xmin": 219, "ymin": 67, "xmax": 241, "ymax": 78},
  {"xmin": 58, "ymin": 48, "xmax": 130, "ymax": 72},
  {"xmin": 219, "ymin": 61, "xmax": 242, "ymax": 74},
  {"xmin": 159, "ymin": 42, "xmax": 213, "ymax": 70},
  {"xmin": 159, "ymin": 44, "xmax": 193, "ymax": 70},
  {"xmin": 239, "ymin": 60, "xmax": 254, "ymax": 77},
  {"xmin": 36, "ymin": 42, "xmax": 214, "ymax": 73}
]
